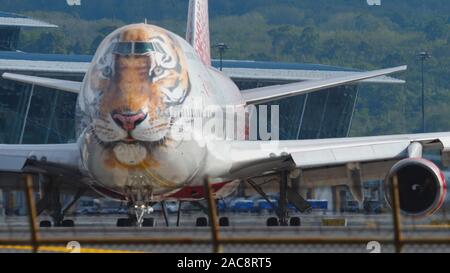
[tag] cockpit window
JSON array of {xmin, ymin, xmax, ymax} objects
[
  {"xmin": 113, "ymin": 42, "xmax": 132, "ymax": 55},
  {"xmin": 134, "ymin": 42, "xmax": 155, "ymax": 54},
  {"xmin": 112, "ymin": 42, "xmax": 154, "ymax": 55}
]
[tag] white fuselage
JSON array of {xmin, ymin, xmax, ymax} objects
[{"xmin": 75, "ymin": 24, "xmax": 245, "ymax": 201}]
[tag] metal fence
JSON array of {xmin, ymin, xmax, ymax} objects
[{"xmin": 0, "ymin": 174, "xmax": 449, "ymax": 253}]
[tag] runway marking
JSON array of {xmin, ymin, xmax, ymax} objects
[{"xmin": 0, "ymin": 245, "xmax": 144, "ymax": 253}]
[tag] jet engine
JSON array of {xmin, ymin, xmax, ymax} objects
[{"xmin": 384, "ymin": 158, "xmax": 447, "ymax": 217}]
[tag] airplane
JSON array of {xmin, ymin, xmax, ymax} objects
[{"xmin": 0, "ymin": 0, "xmax": 447, "ymax": 227}]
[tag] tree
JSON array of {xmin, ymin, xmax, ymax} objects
[
  {"xmin": 268, "ymin": 25, "xmax": 301, "ymax": 59},
  {"xmin": 35, "ymin": 32, "xmax": 67, "ymax": 54},
  {"xmin": 425, "ymin": 19, "xmax": 447, "ymax": 40},
  {"xmin": 298, "ymin": 26, "xmax": 319, "ymax": 55}
]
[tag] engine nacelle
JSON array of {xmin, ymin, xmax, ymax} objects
[{"xmin": 384, "ymin": 158, "xmax": 447, "ymax": 217}]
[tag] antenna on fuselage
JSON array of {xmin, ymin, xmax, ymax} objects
[{"xmin": 144, "ymin": 18, "xmax": 148, "ymax": 24}]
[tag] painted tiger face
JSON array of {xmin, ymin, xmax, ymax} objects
[
  {"xmin": 86, "ymin": 25, "xmax": 190, "ymax": 142},
  {"xmin": 79, "ymin": 24, "xmax": 191, "ymax": 167}
]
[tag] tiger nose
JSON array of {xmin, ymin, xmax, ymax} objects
[{"xmin": 112, "ymin": 111, "xmax": 147, "ymax": 131}]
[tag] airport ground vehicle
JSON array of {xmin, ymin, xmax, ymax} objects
[
  {"xmin": 217, "ymin": 199, "xmax": 227, "ymax": 212},
  {"xmin": 307, "ymin": 200, "xmax": 328, "ymax": 210},
  {"xmin": 363, "ymin": 200, "xmax": 382, "ymax": 214},
  {"xmin": 341, "ymin": 201, "xmax": 360, "ymax": 213},
  {"xmin": 254, "ymin": 198, "xmax": 279, "ymax": 213},
  {"xmin": 230, "ymin": 199, "xmax": 255, "ymax": 213},
  {"xmin": 152, "ymin": 202, "xmax": 179, "ymax": 214},
  {"xmin": 75, "ymin": 199, "xmax": 100, "ymax": 215}
]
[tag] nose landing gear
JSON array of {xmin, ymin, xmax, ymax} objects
[
  {"xmin": 116, "ymin": 202, "xmax": 155, "ymax": 227},
  {"xmin": 133, "ymin": 202, "xmax": 154, "ymax": 227},
  {"xmin": 117, "ymin": 180, "xmax": 159, "ymax": 227},
  {"xmin": 117, "ymin": 183, "xmax": 156, "ymax": 227}
]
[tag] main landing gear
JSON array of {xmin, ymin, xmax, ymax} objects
[
  {"xmin": 193, "ymin": 216, "xmax": 230, "ymax": 227},
  {"xmin": 247, "ymin": 170, "xmax": 312, "ymax": 227},
  {"xmin": 36, "ymin": 175, "xmax": 85, "ymax": 227},
  {"xmin": 116, "ymin": 170, "xmax": 310, "ymax": 228},
  {"xmin": 190, "ymin": 200, "xmax": 230, "ymax": 227}
]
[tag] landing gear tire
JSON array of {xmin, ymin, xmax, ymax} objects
[
  {"xmin": 196, "ymin": 217, "xmax": 208, "ymax": 227},
  {"xmin": 116, "ymin": 218, "xmax": 133, "ymax": 227},
  {"xmin": 39, "ymin": 220, "xmax": 52, "ymax": 227},
  {"xmin": 219, "ymin": 217, "xmax": 230, "ymax": 227},
  {"xmin": 289, "ymin": 217, "xmax": 301, "ymax": 226},
  {"xmin": 266, "ymin": 217, "xmax": 279, "ymax": 227},
  {"xmin": 142, "ymin": 218, "xmax": 155, "ymax": 227},
  {"xmin": 61, "ymin": 219, "xmax": 75, "ymax": 227}
]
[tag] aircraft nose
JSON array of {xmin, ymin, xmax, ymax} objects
[{"xmin": 112, "ymin": 111, "xmax": 147, "ymax": 131}]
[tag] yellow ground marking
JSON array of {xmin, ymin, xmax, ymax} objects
[
  {"xmin": 322, "ymin": 218, "xmax": 347, "ymax": 226},
  {"xmin": 0, "ymin": 245, "xmax": 144, "ymax": 253},
  {"xmin": 411, "ymin": 225, "xmax": 450, "ymax": 229},
  {"xmin": 366, "ymin": 221, "xmax": 378, "ymax": 228},
  {"xmin": 430, "ymin": 220, "xmax": 450, "ymax": 226}
]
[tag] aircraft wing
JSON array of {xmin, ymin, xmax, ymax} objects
[
  {"xmin": 0, "ymin": 143, "xmax": 83, "ymax": 190},
  {"xmin": 2, "ymin": 73, "xmax": 81, "ymax": 94},
  {"xmin": 0, "ymin": 143, "xmax": 80, "ymax": 172},
  {"xmin": 2, "ymin": 65, "xmax": 405, "ymax": 100},
  {"xmin": 0, "ymin": 143, "xmax": 103, "ymax": 199},
  {"xmin": 241, "ymin": 65, "xmax": 407, "ymax": 104},
  {"xmin": 226, "ymin": 132, "xmax": 450, "ymax": 201}
]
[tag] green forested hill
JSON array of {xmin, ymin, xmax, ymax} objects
[{"xmin": 1, "ymin": 0, "xmax": 449, "ymax": 136}]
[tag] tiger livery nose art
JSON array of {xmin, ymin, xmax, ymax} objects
[{"xmin": 77, "ymin": 24, "xmax": 207, "ymax": 199}]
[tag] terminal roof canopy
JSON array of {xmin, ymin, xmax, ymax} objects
[
  {"xmin": 0, "ymin": 11, "xmax": 57, "ymax": 28},
  {"xmin": 0, "ymin": 51, "xmax": 404, "ymax": 84}
]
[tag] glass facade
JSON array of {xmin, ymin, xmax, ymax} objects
[
  {"xmin": 0, "ymin": 76, "xmax": 357, "ymax": 144},
  {"xmin": 0, "ymin": 79, "xmax": 30, "ymax": 143},
  {"xmin": 0, "ymin": 75, "xmax": 81, "ymax": 144},
  {"xmin": 296, "ymin": 86, "xmax": 358, "ymax": 139},
  {"xmin": 0, "ymin": 27, "xmax": 19, "ymax": 51},
  {"xmin": 234, "ymin": 79, "xmax": 358, "ymax": 140}
]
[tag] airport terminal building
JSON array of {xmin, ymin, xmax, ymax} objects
[{"xmin": 0, "ymin": 12, "xmax": 403, "ymax": 214}]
